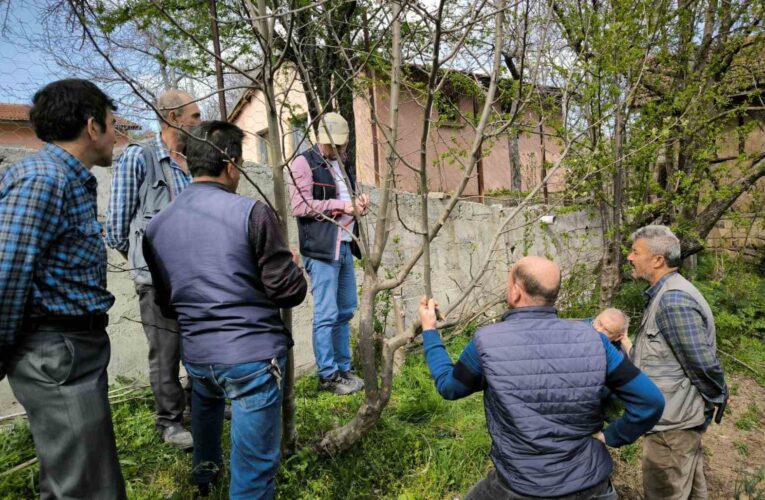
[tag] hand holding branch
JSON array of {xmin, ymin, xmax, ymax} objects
[{"xmin": 419, "ymin": 295, "xmax": 438, "ymax": 331}]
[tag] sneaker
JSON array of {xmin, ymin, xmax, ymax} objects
[
  {"xmin": 161, "ymin": 423, "xmax": 194, "ymax": 450},
  {"xmin": 318, "ymin": 372, "xmax": 362, "ymax": 395},
  {"xmin": 340, "ymin": 370, "xmax": 364, "ymax": 391}
]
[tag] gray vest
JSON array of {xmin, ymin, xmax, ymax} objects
[
  {"xmin": 632, "ymin": 273, "xmax": 716, "ymax": 432},
  {"xmin": 473, "ymin": 308, "xmax": 612, "ymax": 497},
  {"xmin": 127, "ymin": 141, "xmax": 177, "ymax": 285},
  {"xmin": 145, "ymin": 182, "xmax": 290, "ymax": 365}
]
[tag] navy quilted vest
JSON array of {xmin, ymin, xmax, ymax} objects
[
  {"xmin": 473, "ymin": 307, "xmax": 612, "ymax": 497},
  {"xmin": 145, "ymin": 182, "xmax": 291, "ymax": 365}
]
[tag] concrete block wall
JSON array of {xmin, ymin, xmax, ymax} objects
[{"xmin": 0, "ymin": 153, "xmax": 602, "ymax": 415}]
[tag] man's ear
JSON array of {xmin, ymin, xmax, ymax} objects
[
  {"xmin": 508, "ymin": 281, "xmax": 521, "ymax": 305},
  {"xmin": 652, "ymin": 254, "xmax": 665, "ymax": 270},
  {"xmin": 227, "ymin": 159, "xmax": 239, "ymax": 176},
  {"xmin": 85, "ymin": 117, "xmax": 99, "ymax": 141}
]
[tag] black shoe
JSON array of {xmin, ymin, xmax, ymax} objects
[
  {"xmin": 318, "ymin": 372, "xmax": 363, "ymax": 395},
  {"xmin": 160, "ymin": 423, "xmax": 194, "ymax": 450}
]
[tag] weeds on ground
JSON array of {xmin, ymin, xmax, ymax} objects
[
  {"xmin": 734, "ymin": 467, "xmax": 765, "ymax": 500},
  {"xmin": 0, "ymin": 329, "xmax": 490, "ymax": 499},
  {"xmin": 735, "ymin": 403, "xmax": 763, "ymax": 431},
  {"xmin": 734, "ymin": 440, "xmax": 749, "ymax": 457}
]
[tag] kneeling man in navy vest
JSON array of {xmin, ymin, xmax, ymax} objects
[
  {"xmin": 418, "ymin": 256, "xmax": 665, "ymax": 499},
  {"xmin": 142, "ymin": 121, "xmax": 307, "ymax": 498}
]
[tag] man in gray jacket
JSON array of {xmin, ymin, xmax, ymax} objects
[
  {"xmin": 105, "ymin": 90, "xmax": 201, "ymax": 448},
  {"xmin": 628, "ymin": 225, "xmax": 727, "ymax": 499}
]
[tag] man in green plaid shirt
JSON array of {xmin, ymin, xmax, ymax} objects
[{"xmin": 628, "ymin": 225, "xmax": 727, "ymax": 500}]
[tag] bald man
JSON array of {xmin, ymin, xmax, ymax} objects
[
  {"xmin": 418, "ymin": 256, "xmax": 665, "ymax": 499},
  {"xmin": 106, "ymin": 90, "xmax": 201, "ymax": 449},
  {"xmin": 593, "ymin": 307, "xmax": 633, "ymax": 355}
]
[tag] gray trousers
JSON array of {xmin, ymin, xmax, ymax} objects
[
  {"xmin": 465, "ymin": 469, "xmax": 617, "ymax": 500},
  {"xmin": 137, "ymin": 284, "xmax": 188, "ymax": 430},
  {"xmin": 7, "ymin": 328, "xmax": 126, "ymax": 500}
]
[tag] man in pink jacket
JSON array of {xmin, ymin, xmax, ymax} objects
[{"xmin": 287, "ymin": 112, "xmax": 369, "ymax": 395}]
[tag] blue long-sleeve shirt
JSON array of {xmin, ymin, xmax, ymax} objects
[
  {"xmin": 0, "ymin": 144, "xmax": 115, "ymax": 346},
  {"xmin": 422, "ymin": 328, "xmax": 664, "ymax": 447}
]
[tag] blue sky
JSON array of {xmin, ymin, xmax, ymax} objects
[
  {"xmin": 0, "ymin": 2, "xmax": 66, "ymax": 104},
  {"xmin": 0, "ymin": 1, "xmax": 161, "ymax": 129}
]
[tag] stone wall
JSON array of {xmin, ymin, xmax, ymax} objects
[{"xmin": 0, "ymin": 150, "xmax": 603, "ymax": 415}]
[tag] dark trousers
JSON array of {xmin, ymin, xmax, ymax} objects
[
  {"xmin": 465, "ymin": 469, "xmax": 617, "ymax": 500},
  {"xmin": 137, "ymin": 284, "xmax": 188, "ymax": 429},
  {"xmin": 6, "ymin": 328, "xmax": 126, "ymax": 500}
]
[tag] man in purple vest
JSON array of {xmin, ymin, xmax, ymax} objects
[
  {"xmin": 288, "ymin": 112, "xmax": 369, "ymax": 395},
  {"xmin": 419, "ymin": 256, "xmax": 665, "ymax": 499},
  {"xmin": 143, "ymin": 121, "xmax": 307, "ymax": 498}
]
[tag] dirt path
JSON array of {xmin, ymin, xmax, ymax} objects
[{"xmin": 612, "ymin": 373, "xmax": 765, "ymax": 499}]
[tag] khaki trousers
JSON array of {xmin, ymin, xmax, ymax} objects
[{"xmin": 643, "ymin": 429, "xmax": 707, "ymax": 500}]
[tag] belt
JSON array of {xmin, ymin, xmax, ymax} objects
[{"xmin": 21, "ymin": 314, "xmax": 109, "ymax": 332}]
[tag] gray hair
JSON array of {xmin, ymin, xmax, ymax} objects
[
  {"xmin": 630, "ymin": 224, "xmax": 682, "ymax": 268},
  {"xmin": 156, "ymin": 91, "xmax": 191, "ymax": 124}
]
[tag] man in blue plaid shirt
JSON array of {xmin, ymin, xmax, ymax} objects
[
  {"xmin": 0, "ymin": 79, "xmax": 126, "ymax": 499},
  {"xmin": 105, "ymin": 90, "xmax": 200, "ymax": 449},
  {"xmin": 628, "ymin": 225, "xmax": 727, "ymax": 499}
]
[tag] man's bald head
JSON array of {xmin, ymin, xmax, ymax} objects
[
  {"xmin": 593, "ymin": 308, "xmax": 630, "ymax": 340},
  {"xmin": 156, "ymin": 90, "xmax": 198, "ymax": 128},
  {"xmin": 507, "ymin": 256, "xmax": 561, "ymax": 307}
]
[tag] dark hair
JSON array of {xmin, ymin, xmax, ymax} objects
[
  {"xmin": 29, "ymin": 79, "xmax": 117, "ymax": 142},
  {"xmin": 186, "ymin": 121, "xmax": 245, "ymax": 177},
  {"xmin": 513, "ymin": 264, "xmax": 560, "ymax": 306}
]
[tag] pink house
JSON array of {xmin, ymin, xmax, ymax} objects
[{"xmin": 228, "ymin": 66, "xmax": 565, "ymax": 200}]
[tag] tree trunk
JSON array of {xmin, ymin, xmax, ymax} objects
[
  {"xmin": 599, "ymin": 104, "xmax": 625, "ymax": 308},
  {"xmin": 249, "ymin": 0, "xmax": 297, "ymax": 455},
  {"xmin": 509, "ymin": 131, "xmax": 522, "ymax": 192}
]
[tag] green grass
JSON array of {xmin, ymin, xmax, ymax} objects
[
  {"xmin": 735, "ymin": 403, "xmax": 763, "ymax": 432},
  {"xmin": 0, "ymin": 331, "xmax": 490, "ymax": 499},
  {"xmin": 735, "ymin": 467, "xmax": 765, "ymax": 500},
  {"xmin": 2, "ymin": 252, "xmax": 764, "ymax": 498},
  {"xmin": 734, "ymin": 440, "xmax": 749, "ymax": 457}
]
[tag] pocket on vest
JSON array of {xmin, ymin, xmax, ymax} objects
[{"xmin": 652, "ymin": 376, "xmax": 705, "ymax": 427}]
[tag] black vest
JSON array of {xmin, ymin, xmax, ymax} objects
[{"xmin": 296, "ymin": 146, "xmax": 361, "ymax": 260}]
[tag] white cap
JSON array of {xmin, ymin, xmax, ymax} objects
[{"xmin": 314, "ymin": 112, "xmax": 349, "ymax": 146}]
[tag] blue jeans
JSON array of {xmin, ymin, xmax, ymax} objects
[
  {"xmin": 303, "ymin": 242, "xmax": 358, "ymax": 379},
  {"xmin": 184, "ymin": 356, "xmax": 286, "ymax": 500}
]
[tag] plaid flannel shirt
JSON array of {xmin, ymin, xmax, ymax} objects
[
  {"xmin": 0, "ymin": 144, "xmax": 115, "ymax": 347},
  {"xmin": 645, "ymin": 272, "xmax": 726, "ymax": 404},
  {"xmin": 105, "ymin": 135, "xmax": 191, "ymax": 253}
]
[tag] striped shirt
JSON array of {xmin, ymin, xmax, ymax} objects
[
  {"xmin": 105, "ymin": 135, "xmax": 191, "ymax": 253},
  {"xmin": 0, "ymin": 144, "xmax": 114, "ymax": 346},
  {"xmin": 645, "ymin": 272, "xmax": 727, "ymax": 404}
]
